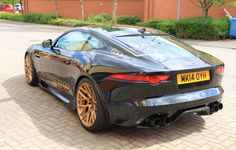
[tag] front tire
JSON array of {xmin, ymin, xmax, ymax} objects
[
  {"xmin": 24, "ymin": 54, "xmax": 38, "ymax": 86},
  {"xmin": 76, "ymin": 78, "xmax": 109, "ymax": 132}
]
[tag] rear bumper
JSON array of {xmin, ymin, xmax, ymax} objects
[{"xmin": 106, "ymin": 87, "xmax": 223, "ymax": 127}]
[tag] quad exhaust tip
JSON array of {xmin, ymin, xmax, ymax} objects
[
  {"xmin": 148, "ymin": 102, "xmax": 223, "ymax": 127},
  {"xmin": 218, "ymin": 103, "xmax": 223, "ymax": 110},
  {"xmin": 210, "ymin": 102, "xmax": 223, "ymax": 113},
  {"xmin": 163, "ymin": 116, "xmax": 172, "ymax": 126},
  {"xmin": 149, "ymin": 115, "xmax": 172, "ymax": 127},
  {"xmin": 150, "ymin": 118, "xmax": 161, "ymax": 127}
]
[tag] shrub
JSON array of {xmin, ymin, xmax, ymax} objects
[
  {"xmin": 210, "ymin": 18, "xmax": 229, "ymax": 39},
  {"xmin": 22, "ymin": 13, "xmax": 57, "ymax": 24},
  {"xmin": 0, "ymin": 13, "xmax": 23, "ymax": 21},
  {"xmin": 117, "ymin": 16, "xmax": 140, "ymax": 25},
  {"xmin": 158, "ymin": 21, "xmax": 176, "ymax": 35},
  {"xmin": 87, "ymin": 13, "xmax": 110, "ymax": 23},
  {"xmin": 49, "ymin": 18, "xmax": 93, "ymax": 26},
  {"xmin": 0, "ymin": 13, "xmax": 230, "ymax": 40},
  {"xmin": 175, "ymin": 17, "xmax": 229, "ymax": 40},
  {"xmin": 141, "ymin": 17, "xmax": 229, "ymax": 40},
  {"xmin": 140, "ymin": 19, "xmax": 176, "ymax": 35},
  {"xmin": 49, "ymin": 18, "xmax": 110, "ymax": 28},
  {"xmin": 141, "ymin": 19, "xmax": 161, "ymax": 29}
]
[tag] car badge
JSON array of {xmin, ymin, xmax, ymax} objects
[{"xmin": 111, "ymin": 48, "xmax": 124, "ymax": 57}]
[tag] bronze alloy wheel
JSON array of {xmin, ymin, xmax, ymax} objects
[
  {"xmin": 25, "ymin": 55, "xmax": 33, "ymax": 83},
  {"xmin": 77, "ymin": 82, "xmax": 97, "ymax": 127}
]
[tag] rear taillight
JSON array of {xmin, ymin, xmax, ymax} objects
[
  {"xmin": 216, "ymin": 66, "xmax": 224, "ymax": 75},
  {"xmin": 106, "ymin": 74, "xmax": 170, "ymax": 84}
]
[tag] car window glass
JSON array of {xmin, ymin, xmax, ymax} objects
[
  {"xmin": 56, "ymin": 31, "xmax": 90, "ymax": 51},
  {"xmin": 81, "ymin": 36, "xmax": 104, "ymax": 51},
  {"xmin": 116, "ymin": 35, "xmax": 196, "ymax": 61}
]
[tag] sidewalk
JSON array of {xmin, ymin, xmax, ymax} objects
[
  {"xmin": 184, "ymin": 40, "xmax": 236, "ymax": 50},
  {"xmin": 0, "ymin": 20, "xmax": 236, "ymax": 150}
]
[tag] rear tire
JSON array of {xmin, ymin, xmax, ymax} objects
[
  {"xmin": 24, "ymin": 54, "xmax": 38, "ymax": 86},
  {"xmin": 76, "ymin": 78, "xmax": 110, "ymax": 132}
]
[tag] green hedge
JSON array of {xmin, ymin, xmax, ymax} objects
[
  {"xmin": 49, "ymin": 18, "xmax": 94, "ymax": 27},
  {"xmin": 22, "ymin": 13, "xmax": 57, "ymax": 24},
  {"xmin": 139, "ymin": 19, "xmax": 176, "ymax": 35},
  {"xmin": 87, "ymin": 13, "xmax": 111, "ymax": 23},
  {"xmin": 0, "ymin": 13, "xmax": 103, "ymax": 27},
  {"xmin": 175, "ymin": 17, "xmax": 229, "ymax": 40},
  {"xmin": 0, "ymin": 13, "xmax": 56, "ymax": 24},
  {"xmin": 0, "ymin": 13, "xmax": 230, "ymax": 40},
  {"xmin": 141, "ymin": 17, "xmax": 229, "ymax": 40},
  {"xmin": 117, "ymin": 16, "xmax": 140, "ymax": 25},
  {"xmin": 0, "ymin": 13, "xmax": 24, "ymax": 21}
]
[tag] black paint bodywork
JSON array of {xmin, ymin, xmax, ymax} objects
[{"xmin": 26, "ymin": 27, "xmax": 224, "ymax": 127}]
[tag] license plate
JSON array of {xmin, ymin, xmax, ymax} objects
[{"xmin": 177, "ymin": 70, "xmax": 210, "ymax": 85}]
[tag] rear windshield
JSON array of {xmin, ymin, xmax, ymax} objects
[{"xmin": 115, "ymin": 35, "xmax": 196, "ymax": 59}]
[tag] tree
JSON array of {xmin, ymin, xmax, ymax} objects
[
  {"xmin": 53, "ymin": 0, "xmax": 58, "ymax": 18},
  {"xmin": 0, "ymin": 0, "xmax": 17, "ymax": 5},
  {"xmin": 111, "ymin": 0, "xmax": 118, "ymax": 24},
  {"xmin": 177, "ymin": 0, "xmax": 181, "ymax": 20},
  {"xmin": 196, "ymin": 0, "xmax": 227, "ymax": 18},
  {"xmin": 80, "ymin": 0, "xmax": 85, "ymax": 20},
  {"xmin": 19, "ymin": 0, "xmax": 23, "ymax": 14}
]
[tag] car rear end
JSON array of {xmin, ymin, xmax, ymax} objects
[
  {"xmin": 93, "ymin": 28, "xmax": 225, "ymax": 127},
  {"xmin": 99, "ymin": 63, "xmax": 223, "ymax": 127}
]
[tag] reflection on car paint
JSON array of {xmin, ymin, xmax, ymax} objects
[
  {"xmin": 134, "ymin": 87, "xmax": 221, "ymax": 107},
  {"xmin": 42, "ymin": 72, "xmax": 71, "ymax": 94}
]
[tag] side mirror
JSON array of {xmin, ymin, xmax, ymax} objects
[{"xmin": 42, "ymin": 39, "xmax": 52, "ymax": 48}]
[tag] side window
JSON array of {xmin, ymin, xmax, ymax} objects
[
  {"xmin": 81, "ymin": 36, "xmax": 104, "ymax": 51},
  {"xmin": 56, "ymin": 31, "xmax": 90, "ymax": 51}
]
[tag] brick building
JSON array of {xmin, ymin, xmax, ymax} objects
[{"xmin": 22, "ymin": 0, "xmax": 236, "ymax": 21}]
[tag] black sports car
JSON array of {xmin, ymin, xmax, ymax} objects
[{"xmin": 25, "ymin": 26, "xmax": 224, "ymax": 132}]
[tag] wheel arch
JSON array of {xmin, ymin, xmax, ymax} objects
[
  {"xmin": 24, "ymin": 52, "xmax": 30, "ymax": 58},
  {"xmin": 25, "ymin": 47, "xmax": 34, "ymax": 58},
  {"xmin": 74, "ymin": 75, "xmax": 110, "ymax": 121}
]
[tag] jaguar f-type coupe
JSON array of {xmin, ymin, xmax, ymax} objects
[{"xmin": 24, "ymin": 26, "xmax": 224, "ymax": 132}]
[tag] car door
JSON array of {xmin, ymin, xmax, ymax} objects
[{"xmin": 40, "ymin": 31, "xmax": 90, "ymax": 98}]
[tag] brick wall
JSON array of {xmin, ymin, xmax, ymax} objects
[
  {"xmin": 22, "ymin": 0, "xmax": 236, "ymax": 21},
  {"xmin": 144, "ymin": 0, "xmax": 236, "ymax": 20},
  {"xmin": 23, "ymin": 0, "xmax": 144, "ymax": 20}
]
